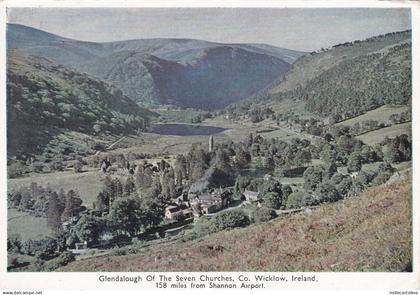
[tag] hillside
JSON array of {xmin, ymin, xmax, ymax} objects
[
  {"xmin": 7, "ymin": 50, "xmax": 154, "ymax": 157},
  {"xmin": 7, "ymin": 23, "xmax": 304, "ymax": 109},
  {"xmin": 59, "ymin": 178, "xmax": 411, "ymax": 272},
  {"xmin": 230, "ymin": 30, "xmax": 411, "ymax": 121}
]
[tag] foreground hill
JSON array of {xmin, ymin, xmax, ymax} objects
[
  {"xmin": 7, "ymin": 50, "xmax": 154, "ymax": 157},
  {"xmin": 59, "ymin": 178, "xmax": 411, "ymax": 272},
  {"xmin": 230, "ymin": 30, "xmax": 411, "ymax": 121},
  {"xmin": 8, "ymin": 23, "xmax": 304, "ymax": 109}
]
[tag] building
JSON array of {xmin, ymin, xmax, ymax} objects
[
  {"xmin": 191, "ymin": 191, "xmax": 230, "ymax": 214},
  {"xmin": 209, "ymin": 135, "xmax": 214, "ymax": 153},
  {"xmin": 165, "ymin": 204, "xmax": 193, "ymax": 220},
  {"xmin": 243, "ymin": 190, "xmax": 260, "ymax": 202}
]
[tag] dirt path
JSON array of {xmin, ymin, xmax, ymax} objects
[{"xmin": 95, "ymin": 136, "xmax": 127, "ymax": 155}]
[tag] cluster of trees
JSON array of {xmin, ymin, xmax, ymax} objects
[
  {"xmin": 302, "ymin": 43, "xmax": 411, "ymax": 119},
  {"xmin": 381, "ymin": 135, "xmax": 411, "ymax": 164},
  {"xmin": 8, "ymin": 183, "xmax": 85, "ymax": 230},
  {"xmin": 234, "ymin": 176, "xmax": 292, "ymax": 210},
  {"xmin": 190, "ymin": 207, "xmax": 276, "ymax": 240},
  {"xmin": 298, "ymin": 161, "xmax": 397, "ymax": 209},
  {"xmin": 389, "ymin": 110, "xmax": 411, "ymax": 124},
  {"xmin": 189, "ymin": 112, "xmax": 212, "ymax": 124},
  {"xmin": 7, "ymin": 233, "xmax": 76, "ymax": 271},
  {"xmin": 248, "ymin": 106, "xmax": 275, "ymax": 123}
]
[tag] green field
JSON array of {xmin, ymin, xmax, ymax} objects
[
  {"xmin": 356, "ymin": 122, "xmax": 411, "ymax": 146},
  {"xmin": 8, "ymin": 208, "xmax": 52, "ymax": 241},
  {"xmin": 336, "ymin": 105, "xmax": 409, "ymax": 127},
  {"xmin": 361, "ymin": 161, "xmax": 411, "ymax": 173}
]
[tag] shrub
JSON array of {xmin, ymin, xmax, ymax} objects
[
  {"xmin": 261, "ymin": 192, "xmax": 283, "ymax": 209},
  {"xmin": 39, "ymin": 251, "xmax": 76, "ymax": 271},
  {"xmin": 23, "ymin": 237, "xmax": 59, "ymax": 259},
  {"xmin": 210, "ymin": 209, "xmax": 251, "ymax": 232},
  {"xmin": 251, "ymin": 207, "xmax": 277, "ymax": 223},
  {"xmin": 112, "ymin": 248, "xmax": 127, "ymax": 256},
  {"xmin": 371, "ymin": 171, "xmax": 394, "ymax": 186},
  {"xmin": 192, "ymin": 209, "xmax": 251, "ymax": 237},
  {"xmin": 8, "ymin": 161, "xmax": 28, "ymax": 178},
  {"xmin": 286, "ymin": 192, "xmax": 318, "ymax": 209},
  {"xmin": 315, "ymin": 183, "xmax": 341, "ymax": 203},
  {"xmin": 73, "ymin": 161, "xmax": 83, "ymax": 173},
  {"xmin": 7, "ymin": 255, "xmax": 19, "ymax": 270},
  {"xmin": 7, "ymin": 235, "xmax": 21, "ymax": 253}
]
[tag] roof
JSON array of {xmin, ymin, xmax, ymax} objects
[
  {"xmin": 243, "ymin": 190, "xmax": 259, "ymax": 200},
  {"xmin": 243, "ymin": 190, "xmax": 259, "ymax": 197},
  {"xmin": 165, "ymin": 205, "xmax": 179, "ymax": 213},
  {"xmin": 194, "ymin": 194, "xmax": 218, "ymax": 201}
]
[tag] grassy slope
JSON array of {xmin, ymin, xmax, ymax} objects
[
  {"xmin": 356, "ymin": 122, "xmax": 411, "ymax": 146},
  {"xmin": 336, "ymin": 105, "xmax": 409, "ymax": 127},
  {"xmin": 59, "ymin": 178, "xmax": 412, "ymax": 272}
]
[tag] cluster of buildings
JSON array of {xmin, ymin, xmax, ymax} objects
[
  {"xmin": 164, "ymin": 188, "xmax": 262, "ymax": 221},
  {"xmin": 164, "ymin": 189, "xmax": 235, "ymax": 220}
]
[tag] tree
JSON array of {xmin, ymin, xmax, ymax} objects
[
  {"xmin": 73, "ymin": 160, "xmax": 83, "ymax": 173},
  {"xmin": 286, "ymin": 192, "xmax": 317, "ymax": 209},
  {"xmin": 262, "ymin": 192, "xmax": 282, "ymax": 209},
  {"xmin": 303, "ymin": 166, "xmax": 324, "ymax": 192},
  {"xmin": 337, "ymin": 176, "xmax": 353, "ymax": 198},
  {"xmin": 124, "ymin": 177, "xmax": 135, "ymax": 196},
  {"xmin": 251, "ymin": 207, "xmax": 277, "ymax": 223},
  {"xmin": 235, "ymin": 148, "xmax": 251, "ymax": 170},
  {"xmin": 174, "ymin": 154, "xmax": 187, "ymax": 185},
  {"xmin": 135, "ymin": 166, "xmax": 153, "ymax": 190},
  {"xmin": 347, "ymin": 152, "xmax": 362, "ymax": 172},
  {"xmin": 161, "ymin": 168, "xmax": 176, "ymax": 199},
  {"xmin": 320, "ymin": 145, "xmax": 336, "ymax": 164},
  {"xmin": 314, "ymin": 183, "xmax": 341, "ymax": 203},
  {"xmin": 33, "ymin": 237, "xmax": 58, "ymax": 260},
  {"xmin": 47, "ymin": 192, "xmax": 62, "ymax": 231},
  {"xmin": 210, "ymin": 209, "xmax": 250, "ymax": 232},
  {"xmin": 263, "ymin": 155, "xmax": 275, "ymax": 172},
  {"xmin": 360, "ymin": 145, "xmax": 376, "ymax": 163},
  {"xmin": 62, "ymin": 190, "xmax": 83, "ymax": 220},
  {"xmin": 383, "ymin": 144, "xmax": 400, "ymax": 164},
  {"xmin": 295, "ymin": 149, "xmax": 312, "ymax": 167},
  {"xmin": 95, "ymin": 192, "xmax": 108, "ymax": 212},
  {"xmin": 102, "ymin": 177, "xmax": 124, "ymax": 208},
  {"xmin": 72, "ymin": 215, "xmax": 105, "ymax": 245},
  {"xmin": 215, "ymin": 149, "xmax": 233, "ymax": 175},
  {"xmin": 109, "ymin": 197, "xmax": 146, "ymax": 236},
  {"xmin": 282, "ymin": 185, "xmax": 293, "ymax": 200},
  {"xmin": 187, "ymin": 146, "xmax": 209, "ymax": 182}
]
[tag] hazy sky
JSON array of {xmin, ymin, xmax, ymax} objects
[{"xmin": 7, "ymin": 8, "xmax": 411, "ymax": 51}]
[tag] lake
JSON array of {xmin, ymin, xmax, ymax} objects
[{"xmin": 150, "ymin": 123, "xmax": 228, "ymax": 136}]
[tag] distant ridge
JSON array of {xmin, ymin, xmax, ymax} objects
[{"xmin": 7, "ymin": 23, "xmax": 305, "ymax": 109}]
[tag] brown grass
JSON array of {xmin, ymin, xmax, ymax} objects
[{"xmin": 59, "ymin": 180, "xmax": 412, "ymax": 272}]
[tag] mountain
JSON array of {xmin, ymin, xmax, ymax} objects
[
  {"xmin": 229, "ymin": 30, "xmax": 411, "ymax": 120},
  {"xmin": 7, "ymin": 50, "xmax": 154, "ymax": 157},
  {"xmin": 59, "ymin": 177, "xmax": 411, "ymax": 271},
  {"xmin": 7, "ymin": 23, "xmax": 305, "ymax": 109}
]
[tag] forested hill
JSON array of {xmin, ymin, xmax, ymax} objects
[
  {"xmin": 7, "ymin": 50, "xmax": 154, "ymax": 157},
  {"xmin": 228, "ymin": 30, "xmax": 411, "ymax": 121}
]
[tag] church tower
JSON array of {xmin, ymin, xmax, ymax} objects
[{"xmin": 209, "ymin": 135, "xmax": 214, "ymax": 153}]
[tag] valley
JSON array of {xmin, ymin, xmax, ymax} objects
[{"xmin": 6, "ymin": 24, "xmax": 412, "ymax": 273}]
